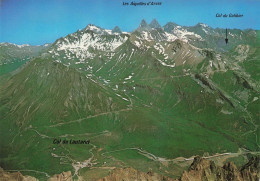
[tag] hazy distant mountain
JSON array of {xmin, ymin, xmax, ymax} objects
[
  {"xmin": 0, "ymin": 43, "xmax": 50, "ymax": 64},
  {"xmin": 112, "ymin": 26, "xmax": 122, "ymax": 34},
  {"xmin": 0, "ymin": 43, "xmax": 50, "ymax": 75}
]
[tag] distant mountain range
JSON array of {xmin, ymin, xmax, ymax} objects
[
  {"xmin": 0, "ymin": 43, "xmax": 50, "ymax": 64},
  {"xmin": 42, "ymin": 19, "xmax": 257, "ymax": 70}
]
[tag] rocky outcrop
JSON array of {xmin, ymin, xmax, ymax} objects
[
  {"xmin": 96, "ymin": 167, "xmax": 174, "ymax": 181},
  {"xmin": 95, "ymin": 157, "xmax": 259, "ymax": 181},
  {"xmin": 178, "ymin": 156, "xmax": 259, "ymax": 181},
  {"xmin": 240, "ymin": 156, "xmax": 260, "ymax": 181},
  {"xmin": 0, "ymin": 167, "xmax": 38, "ymax": 181},
  {"xmin": 46, "ymin": 171, "xmax": 72, "ymax": 181},
  {"xmin": 95, "ymin": 156, "xmax": 258, "ymax": 181},
  {"xmin": 1, "ymin": 156, "xmax": 258, "ymax": 181},
  {"xmin": 0, "ymin": 168, "xmax": 72, "ymax": 181}
]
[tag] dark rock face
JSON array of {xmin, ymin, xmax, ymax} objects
[
  {"xmin": 240, "ymin": 157, "xmax": 260, "ymax": 181},
  {"xmin": 179, "ymin": 156, "xmax": 259, "ymax": 181},
  {"xmin": 137, "ymin": 19, "xmax": 152, "ymax": 31},
  {"xmin": 139, "ymin": 19, "xmax": 149, "ymax": 28}
]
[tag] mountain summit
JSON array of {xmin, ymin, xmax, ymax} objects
[
  {"xmin": 112, "ymin": 26, "xmax": 122, "ymax": 34},
  {"xmin": 149, "ymin": 19, "xmax": 161, "ymax": 29},
  {"xmin": 163, "ymin": 22, "xmax": 178, "ymax": 32},
  {"xmin": 139, "ymin": 19, "xmax": 149, "ymax": 28},
  {"xmin": 137, "ymin": 19, "xmax": 161, "ymax": 30},
  {"xmin": 137, "ymin": 19, "xmax": 151, "ymax": 31}
]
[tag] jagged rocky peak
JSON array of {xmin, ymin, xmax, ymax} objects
[
  {"xmin": 112, "ymin": 26, "xmax": 122, "ymax": 33},
  {"xmin": 149, "ymin": 18, "xmax": 161, "ymax": 29},
  {"xmin": 139, "ymin": 19, "xmax": 149, "ymax": 28},
  {"xmin": 137, "ymin": 19, "xmax": 151, "ymax": 31}
]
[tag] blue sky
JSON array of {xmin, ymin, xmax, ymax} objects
[{"xmin": 0, "ymin": 0, "xmax": 259, "ymax": 45}]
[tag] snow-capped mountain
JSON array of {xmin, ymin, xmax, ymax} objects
[
  {"xmin": 49, "ymin": 19, "xmax": 257, "ymax": 62},
  {"xmin": 48, "ymin": 25, "xmax": 129, "ymax": 62},
  {"xmin": 41, "ymin": 19, "xmax": 257, "ymax": 79}
]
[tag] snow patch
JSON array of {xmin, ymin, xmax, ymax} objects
[{"xmin": 125, "ymin": 75, "xmax": 133, "ymax": 80}]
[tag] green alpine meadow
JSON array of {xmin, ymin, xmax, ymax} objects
[{"xmin": 0, "ymin": 19, "xmax": 259, "ymax": 180}]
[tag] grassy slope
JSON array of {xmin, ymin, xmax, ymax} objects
[{"xmin": 0, "ymin": 36, "xmax": 259, "ymax": 180}]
